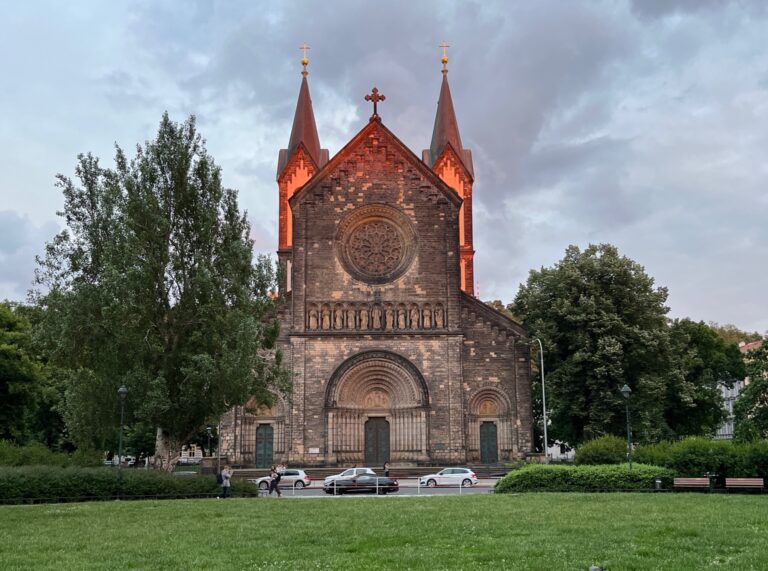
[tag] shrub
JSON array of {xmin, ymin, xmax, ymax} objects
[
  {"xmin": 0, "ymin": 441, "xmax": 102, "ymax": 468},
  {"xmin": 575, "ymin": 435, "xmax": 628, "ymax": 465},
  {"xmin": 494, "ymin": 463, "xmax": 674, "ymax": 493},
  {"xmin": 634, "ymin": 440, "xmax": 673, "ymax": 467},
  {"xmin": 0, "ymin": 466, "xmax": 259, "ymax": 504},
  {"xmin": 665, "ymin": 438, "xmax": 739, "ymax": 483}
]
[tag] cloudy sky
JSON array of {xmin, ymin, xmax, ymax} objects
[{"xmin": 1, "ymin": 0, "xmax": 766, "ymax": 333}]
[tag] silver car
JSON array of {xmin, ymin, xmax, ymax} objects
[
  {"xmin": 249, "ymin": 469, "xmax": 312, "ymax": 490},
  {"xmin": 323, "ymin": 467, "xmax": 376, "ymax": 485},
  {"xmin": 419, "ymin": 467, "xmax": 478, "ymax": 487}
]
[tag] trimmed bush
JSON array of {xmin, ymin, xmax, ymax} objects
[
  {"xmin": 575, "ymin": 435, "xmax": 628, "ymax": 465},
  {"xmin": 0, "ymin": 466, "xmax": 259, "ymax": 504},
  {"xmin": 634, "ymin": 440, "xmax": 673, "ymax": 467},
  {"xmin": 0, "ymin": 441, "xmax": 102, "ymax": 467},
  {"xmin": 494, "ymin": 463, "xmax": 674, "ymax": 493}
]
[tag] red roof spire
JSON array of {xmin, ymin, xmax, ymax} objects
[
  {"xmin": 426, "ymin": 43, "xmax": 473, "ymax": 175},
  {"xmin": 277, "ymin": 44, "xmax": 327, "ymax": 177}
]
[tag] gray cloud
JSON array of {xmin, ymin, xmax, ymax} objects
[{"xmin": 1, "ymin": 0, "xmax": 766, "ymax": 333}]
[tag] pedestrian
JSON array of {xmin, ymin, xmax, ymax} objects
[
  {"xmin": 269, "ymin": 465, "xmax": 282, "ymax": 497},
  {"xmin": 383, "ymin": 462, "xmax": 390, "ymax": 478},
  {"xmin": 220, "ymin": 465, "xmax": 232, "ymax": 498}
]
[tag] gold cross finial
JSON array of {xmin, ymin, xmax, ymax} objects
[
  {"xmin": 439, "ymin": 40, "xmax": 450, "ymax": 74},
  {"xmin": 300, "ymin": 42, "xmax": 310, "ymax": 76},
  {"xmin": 364, "ymin": 87, "xmax": 386, "ymax": 120}
]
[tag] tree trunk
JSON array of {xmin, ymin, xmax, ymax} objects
[{"xmin": 154, "ymin": 427, "xmax": 181, "ymax": 472}]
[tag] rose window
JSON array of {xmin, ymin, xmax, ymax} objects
[{"xmin": 336, "ymin": 205, "xmax": 417, "ymax": 284}]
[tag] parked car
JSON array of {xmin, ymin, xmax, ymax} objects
[
  {"xmin": 323, "ymin": 474, "xmax": 399, "ymax": 495},
  {"xmin": 419, "ymin": 467, "xmax": 478, "ymax": 487},
  {"xmin": 323, "ymin": 467, "xmax": 376, "ymax": 485},
  {"xmin": 249, "ymin": 469, "xmax": 311, "ymax": 490}
]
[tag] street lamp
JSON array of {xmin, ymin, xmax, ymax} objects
[
  {"xmin": 117, "ymin": 385, "xmax": 128, "ymax": 469},
  {"xmin": 620, "ymin": 384, "xmax": 632, "ymax": 471},
  {"xmin": 206, "ymin": 426, "xmax": 213, "ymax": 457},
  {"xmin": 532, "ymin": 338, "xmax": 549, "ymax": 463}
]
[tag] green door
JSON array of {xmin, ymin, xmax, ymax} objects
[
  {"xmin": 255, "ymin": 424, "xmax": 274, "ymax": 468},
  {"xmin": 364, "ymin": 418, "xmax": 390, "ymax": 466},
  {"xmin": 480, "ymin": 422, "xmax": 498, "ymax": 464}
]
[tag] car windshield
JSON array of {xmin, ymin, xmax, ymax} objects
[{"xmin": 341, "ymin": 469, "xmax": 354, "ymax": 476}]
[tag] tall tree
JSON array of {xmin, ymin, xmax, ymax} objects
[
  {"xmin": 0, "ymin": 302, "xmax": 43, "ymax": 441},
  {"xmin": 665, "ymin": 319, "xmax": 745, "ymax": 437},
  {"xmin": 708, "ymin": 322, "xmax": 763, "ymax": 346},
  {"xmin": 34, "ymin": 114, "xmax": 288, "ymax": 469},
  {"xmin": 513, "ymin": 244, "xmax": 672, "ymax": 445},
  {"xmin": 734, "ymin": 341, "xmax": 768, "ymax": 440}
]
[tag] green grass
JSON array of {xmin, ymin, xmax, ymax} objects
[{"xmin": 1, "ymin": 494, "xmax": 767, "ymax": 570}]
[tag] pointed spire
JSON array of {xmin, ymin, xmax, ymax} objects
[
  {"xmin": 427, "ymin": 42, "xmax": 472, "ymax": 175},
  {"xmin": 278, "ymin": 44, "xmax": 325, "ymax": 176}
]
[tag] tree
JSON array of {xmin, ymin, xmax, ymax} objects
[
  {"xmin": 0, "ymin": 302, "xmax": 44, "ymax": 441},
  {"xmin": 709, "ymin": 322, "xmax": 763, "ymax": 346},
  {"xmin": 34, "ymin": 113, "xmax": 288, "ymax": 470},
  {"xmin": 513, "ymin": 244, "xmax": 672, "ymax": 446},
  {"xmin": 734, "ymin": 341, "xmax": 768, "ymax": 440},
  {"xmin": 665, "ymin": 319, "xmax": 745, "ymax": 438}
]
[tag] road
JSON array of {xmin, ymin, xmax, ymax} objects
[{"xmin": 264, "ymin": 478, "xmax": 499, "ymax": 498}]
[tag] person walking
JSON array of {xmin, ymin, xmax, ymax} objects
[
  {"xmin": 269, "ymin": 465, "xmax": 282, "ymax": 497},
  {"xmin": 220, "ymin": 465, "xmax": 232, "ymax": 499},
  {"xmin": 383, "ymin": 462, "xmax": 390, "ymax": 478}
]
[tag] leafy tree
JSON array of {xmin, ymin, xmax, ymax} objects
[
  {"xmin": 0, "ymin": 302, "xmax": 44, "ymax": 441},
  {"xmin": 513, "ymin": 244, "xmax": 672, "ymax": 446},
  {"xmin": 709, "ymin": 322, "xmax": 763, "ymax": 346},
  {"xmin": 734, "ymin": 341, "xmax": 768, "ymax": 440},
  {"xmin": 34, "ymin": 113, "xmax": 288, "ymax": 470},
  {"xmin": 665, "ymin": 319, "xmax": 745, "ymax": 438}
]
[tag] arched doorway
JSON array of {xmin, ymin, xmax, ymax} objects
[
  {"xmin": 467, "ymin": 389, "xmax": 514, "ymax": 463},
  {"xmin": 480, "ymin": 422, "xmax": 498, "ymax": 464},
  {"xmin": 325, "ymin": 351, "xmax": 430, "ymax": 465}
]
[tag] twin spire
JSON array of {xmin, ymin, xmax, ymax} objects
[{"xmin": 278, "ymin": 42, "xmax": 472, "ymax": 179}]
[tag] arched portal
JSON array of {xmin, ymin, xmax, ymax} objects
[
  {"xmin": 325, "ymin": 351, "xmax": 430, "ymax": 465},
  {"xmin": 467, "ymin": 388, "xmax": 515, "ymax": 463}
]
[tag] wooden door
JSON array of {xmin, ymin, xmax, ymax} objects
[
  {"xmin": 255, "ymin": 424, "xmax": 274, "ymax": 468},
  {"xmin": 480, "ymin": 422, "xmax": 498, "ymax": 464},
  {"xmin": 364, "ymin": 418, "xmax": 390, "ymax": 466}
]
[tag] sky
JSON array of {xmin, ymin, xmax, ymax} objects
[{"xmin": 1, "ymin": 0, "xmax": 766, "ymax": 333}]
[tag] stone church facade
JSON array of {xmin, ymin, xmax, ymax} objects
[{"xmin": 221, "ymin": 53, "xmax": 532, "ymax": 467}]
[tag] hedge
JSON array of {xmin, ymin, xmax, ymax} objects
[
  {"xmin": 0, "ymin": 441, "xmax": 102, "ymax": 467},
  {"xmin": 634, "ymin": 438, "xmax": 768, "ymax": 482},
  {"xmin": 494, "ymin": 463, "xmax": 674, "ymax": 493},
  {"xmin": 0, "ymin": 466, "xmax": 259, "ymax": 504},
  {"xmin": 575, "ymin": 435, "xmax": 627, "ymax": 465}
]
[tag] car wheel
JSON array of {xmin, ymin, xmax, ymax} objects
[
  {"xmin": 377, "ymin": 488, "xmax": 386, "ymax": 495},
  {"xmin": 427, "ymin": 479, "xmax": 437, "ymax": 488},
  {"xmin": 259, "ymin": 482, "xmax": 269, "ymax": 491},
  {"xmin": 462, "ymin": 478, "xmax": 472, "ymax": 488},
  {"xmin": 294, "ymin": 481, "xmax": 305, "ymax": 489}
]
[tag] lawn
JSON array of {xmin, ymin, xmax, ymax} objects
[{"xmin": 1, "ymin": 493, "xmax": 767, "ymax": 570}]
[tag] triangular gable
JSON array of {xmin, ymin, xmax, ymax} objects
[
  {"xmin": 289, "ymin": 119, "xmax": 463, "ymax": 209},
  {"xmin": 431, "ymin": 141, "xmax": 475, "ymax": 184},
  {"xmin": 277, "ymin": 141, "xmax": 321, "ymax": 181}
]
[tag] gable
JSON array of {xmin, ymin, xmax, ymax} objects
[{"xmin": 289, "ymin": 119, "xmax": 463, "ymax": 210}]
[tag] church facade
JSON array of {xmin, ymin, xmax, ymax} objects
[{"xmin": 221, "ymin": 53, "xmax": 533, "ymax": 467}]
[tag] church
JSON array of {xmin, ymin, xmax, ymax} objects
[{"xmin": 220, "ymin": 48, "xmax": 533, "ymax": 467}]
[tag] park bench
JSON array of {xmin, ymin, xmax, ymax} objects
[
  {"xmin": 673, "ymin": 477, "xmax": 710, "ymax": 490},
  {"xmin": 725, "ymin": 478, "xmax": 764, "ymax": 491}
]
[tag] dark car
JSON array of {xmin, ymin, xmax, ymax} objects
[{"xmin": 323, "ymin": 474, "xmax": 399, "ymax": 495}]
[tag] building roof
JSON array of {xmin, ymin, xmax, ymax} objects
[
  {"xmin": 739, "ymin": 339, "xmax": 764, "ymax": 354},
  {"xmin": 425, "ymin": 73, "xmax": 474, "ymax": 177},
  {"xmin": 277, "ymin": 75, "xmax": 327, "ymax": 177}
]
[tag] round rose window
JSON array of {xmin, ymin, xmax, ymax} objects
[{"xmin": 337, "ymin": 205, "xmax": 417, "ymax": 284}]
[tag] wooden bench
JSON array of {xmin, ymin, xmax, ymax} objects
[
  {"xmin": 673, "ymin": 477, "xmax": 710, "ymax": 490},
  {"xmin": 725, "ymin": 478, "xmax": 764, "ymax": 491}
]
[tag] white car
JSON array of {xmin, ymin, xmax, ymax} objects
[
  {"xmin": 419, "ymin": 467, "xmax": 478, "ymax": 487},
  {"xmin": 249, "ymin": 469, "xmax": 312, "ymax": 490},
  {"xmin": 323, "ymin": 467, "xmax": 376, "ymax": 485}
]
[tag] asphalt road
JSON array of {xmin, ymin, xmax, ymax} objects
[{"xmin": 262, "ymin": 478, "xmax": 499, "ymax": 498}]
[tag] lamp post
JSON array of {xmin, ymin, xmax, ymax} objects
[
  {"xmin": 532, "ymin": 338, "xmax": 549, "ymax": 463},
  {"xmin": 206, "ymin": 426, "xmax": 213, "ymax": 457},
  {"xmin": 620, "ymin": 384, "xmax": 632, "ymax": 471},
  {"xmin": 117, "ymin": 385, "xmax": 128, "ymax": 469}
]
